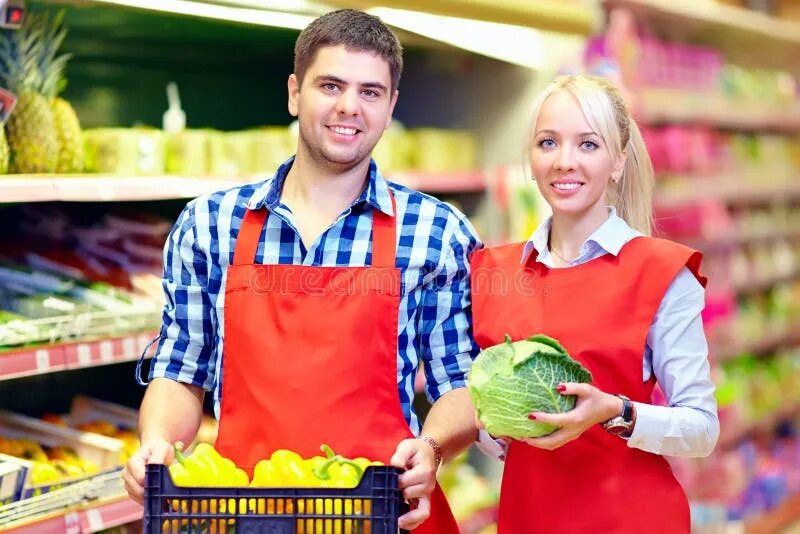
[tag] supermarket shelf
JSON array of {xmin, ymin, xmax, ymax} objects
[
  {"xmin": 0, "ymin": 171, "xmax": 488, "ymax": 202},
  {"xmin": 2, "ymin": 495, "xmax": 142, "ymax": 534},
  {"xmin": 0, "ymin": 331, "xmax": 158, "ymax": 381},
  {"xmin": 656, "ymin": 181, "xmax": 800, "ymax": 208},
  {"xmin": 717, "ymin": 323, "xmax": 800, "ymax": 362},
  {"xmin": 329, "ymin": 0, "xmax": 596, "ymax": 35},
  {"xmin": 638, "ymin": 89, "xmax": 800, "ymax": 131},
  {"xmin": 718, "ymin": 406, "xmax": 799, "ymax": 451},
  {"xmin": 390, "ymin": 170, "xmax": 487, "ymax": 193},
  {"xmin": 603, "ymin": 0, "xmax": 800, "ymax": 69},
  {"xmin": 686, "ymin": 229, "xmax": 800, "ymax": 254},
  {"xmin": 745, "ymin": 493, "xmax": 800, "ymax": 534},
  {"xmin": 0, "ymin": 175, "xmax": 248, "ymax": 203},
  {"xmin": 735, "ymin": 271, "xmax": 800, "ymax": 296}
]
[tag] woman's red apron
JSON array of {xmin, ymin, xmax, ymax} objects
[
  {"xmin": 215, "ymin": 196, "xmax": 458, "ymax": 533},
  {"xmin": 470, "ymin": 237, "xmax": 706, "ymax": 534}
]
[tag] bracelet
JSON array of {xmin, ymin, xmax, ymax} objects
[{"xmin": 419, "ymin": 435, "xmax": 442, "ymax": 467}]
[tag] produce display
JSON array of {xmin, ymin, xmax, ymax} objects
[
  {"xmin": 468, "ymin": 334, "xmax": 592, "ymax": 439},
  {"xmin": 0, "ymin": 11, "xmax": 83, "ymax": 174}
]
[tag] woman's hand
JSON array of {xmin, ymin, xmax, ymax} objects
[{"xmin": 522, "ymin": 383, "xmax": 622, "ymax": 450}]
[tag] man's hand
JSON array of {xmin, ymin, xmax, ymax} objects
[
  {"xmin": 122, "ymin": 439, "xmax": 175, "ymax": 504},
  {"xmin": 390, "ymin": 437, "xmax": 438, "ymax": 530}
]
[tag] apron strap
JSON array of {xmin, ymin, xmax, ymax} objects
[
  {"xmin": 371, "ymin": 193, "xmax": 397, "ymax": 268},
  {"xmin": 232, "ymin": 209, "xmax": 268, "ymax": 265},
  {"xmin": 232, "ymin": 192, "xmax": 397, "ymax": 266}
]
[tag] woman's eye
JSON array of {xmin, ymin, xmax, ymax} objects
[
  {"xmin": 581, "ymin": 140, "xmax": 599, "ymax": 150},
  {"xmin": 538, "ymin": 138, "xmax": 556, "ymax": 149}
]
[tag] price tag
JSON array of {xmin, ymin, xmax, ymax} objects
[
  {"xmin": 35, "ymin": 350, "xmax": 50, "ymax": 372},
  {"xmin": 122, "ymin": 336, "xmax": 136, "ymax": 358},
  {"xmin": 99, "ymin": 340, "xmax": 114, "ymax": 362},
  {"xmin": 78, "ymin": 344, "xmax": 92, "ymax": 365},
  {"xmin": 63, "ymin": 512, "xmax": 81, "ymax": 534},
  {"xmin": 85, "ymin": 508, "xmax": 104, "ymax": 532}
]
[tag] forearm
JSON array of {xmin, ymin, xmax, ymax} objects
[
  {"xmin": 139, "ymin": 377, "xmax": 206, "ymax": 446},
  {"xmin": 420, "ymin": 388, "xmax": 477, "ymax": 463},
  {"xmin": 627, "ymin": 402, "xmax": 719, "ymax": 457}
]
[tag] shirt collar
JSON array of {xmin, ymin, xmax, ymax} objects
[
  {"xmin": 520, "ymin": 207, "xmax": 633, "ymax": 264},
  {"xmin": 247, "ymin": 156, "xmax": 394, "ymax": 216}
]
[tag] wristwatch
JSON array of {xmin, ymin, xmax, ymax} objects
[{"xmin": 601, "ymin": 394, "xmax": 635, "ymax": 437}]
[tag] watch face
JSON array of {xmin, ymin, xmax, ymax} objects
[
  {"xmin": 605, "ymin": 423, "xmax": 630, "ymax": 436},
  {"xmin": 603, "ymin": 417, "xmax": 632, "ymax": 436}
]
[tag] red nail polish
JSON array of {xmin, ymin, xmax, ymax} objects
[
  {"xmin": 557, "ymin": 385, "xmax": 566, "ymax": 392},
  {"xmin": 528, "ymin": 414, "xmax": 537, "ymax": 420}
]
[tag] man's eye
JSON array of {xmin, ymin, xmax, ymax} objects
[
  {"xmin": 362, "ymin": 90, "xmax": 377, "ymax": 98},
  {"xmin": 323, "ymin": 83, "xmax": 339, "ymax": 92}
]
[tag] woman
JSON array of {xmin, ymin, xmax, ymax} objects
[{"xmin": 470, "ymin": 74, "xmax": 719, "ymax": 533}]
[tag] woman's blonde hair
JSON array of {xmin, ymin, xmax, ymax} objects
[{"xmin": 528, "ymin": 74, "xmax": 654, "ymax": 235}]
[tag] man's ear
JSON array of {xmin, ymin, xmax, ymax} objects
[
  {"xmin": 384, "ymin": 89, "xmax": 399, "ymax": 130},
  {"xmin": 288, "ymin": 74, "xmax": 300, "ymax": 117}
]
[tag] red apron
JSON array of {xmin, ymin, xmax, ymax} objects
[
  {"xmin": 470, "ymin": 237, "xmax": 706, "ymax": 534},
  {"xmin": 215, "ymin": 195, "xmax": 459, "ymax": 534}
]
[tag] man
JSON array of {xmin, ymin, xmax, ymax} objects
[{"xmin": 123, "ymin": 9, "xmax": 481, "ymax": 532}]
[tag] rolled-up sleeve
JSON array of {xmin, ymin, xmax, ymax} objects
[
  {"xmin": 149, "ymin": 202, "xmax": 218, "ymax": 391},
  {"xmin": 627, "ymin": 267, "xmax": 720, "ymax": 457},
  {"xmin": 419, "ymin": 211, "xmax": 482, "ymax": 404}
]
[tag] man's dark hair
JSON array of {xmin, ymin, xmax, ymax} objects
[{"xmin": 294, "ymin": 9, "xmax": 403, "ymax": 92}]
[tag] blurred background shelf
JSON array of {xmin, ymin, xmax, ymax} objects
[
  {"xmin": 2, "ymin": 495, "xmax": 142, "ymax": 534},
  {"xmin": 0, "ymin": 172, "xmax": 488, "ymax": 202},
  {"xmin": 602, "ymin": 0, "xmax": 800, "ymax": 68},
  {"xmin": 717, "ymin": 323, "xmax": 800, "ymax": 362},
  {"xmin": 0, "ymin": 332, "xmax": 157, "ymax": 381},
  {"xmin": 638, "ymin": 89, "xmax": 800, "ymax": 131}
]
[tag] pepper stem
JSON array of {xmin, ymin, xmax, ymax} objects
[
  {"xmin": 173, "ymin": 441, "xmax": 188, "ymax": 466},
  {"xmin": 320, "ymin": 444, "xmax": 336, "ymax": 459}
]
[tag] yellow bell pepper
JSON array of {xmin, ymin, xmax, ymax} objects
[
  {"xmin": 169, "ymin": 442, "xmax": 249, "ymax": 487},
  {"xmin": 271, "ymin": 449, "xmax": 319, "ymax": 486}
]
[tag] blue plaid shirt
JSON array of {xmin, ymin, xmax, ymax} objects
[{"xmin": 147, "ymin": 157, "xmax": 481, "ymax": 434}]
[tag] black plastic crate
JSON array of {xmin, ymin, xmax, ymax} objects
[{"xmin": 144, "ymin": 464, "xmax": 410, "ymax": 533}]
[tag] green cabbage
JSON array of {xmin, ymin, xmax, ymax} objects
[{"xmin": 469, "ymin": 334, "xmax": 592, "ymax": 439}]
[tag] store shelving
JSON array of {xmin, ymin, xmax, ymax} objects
[
  {"xmin": 717, "ymin": 323, "xmax": 800, "ymax": 362},
  {"xmin": 735, "ymin": 271, "xmax": 800, "ymax": 296},
  {"xmin": 686, "ymin": 229, "xmax": 800, "ymax": 254},
  {"xmin": 0, "ymin": 171, "xmax": 488, "ymax": 203},
  {"xmin": 655, "ymin": 181, "xmax": 800, "ymax": 208},
  {"xmin": 745, "ymin": 493, "xmax": 800, "ymax": 534},
  {"xmin": 637, "ymin": 88, "xmax": 800, "ymax": 131},
  {"xmin": 0, "ymin": 175, "xmax": 247, "ymax": 203},
  {"xmin": 717, "ymin": 406, "xmax": 799, "ymax": 452},
  {"xmin": 602, "ymin": 0, "xmax": 800, "ymax": 69},
  {"xmin": 390, "ymin": 170, "xmax": 487, "ymax": 193},
  {"xmin": 0, "ymin": 331, "xmax": 157, "ymax": 381},
  {"xmin": 2, "ymin": 495, "xmax": 142, "ymax": 534}
]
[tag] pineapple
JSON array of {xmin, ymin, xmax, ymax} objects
[
  {"xmin": 0, "ymin": 13, "xmax": 59, "ymax": 173},
  {"xmin": 38, "ymin": 11, "xmax": 84, "ymax": 173},
  {"xmin": 0, "ymin": 127, "xmax": 8, "ymax": 173}
]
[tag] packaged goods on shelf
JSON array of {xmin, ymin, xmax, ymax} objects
[
  {"xmin": 83, "ymin": 128, "xmax": 166, "ymax": 176},
  {"xmin": 372, "ymin": 123, "xmax": 415, "ymax": 174},
  {"xmin": 43, "ymin": 396, "xmax": 141, "ymax": 463},
  {"xmin": 0, "ymin": 457, "xmax": 27, "ymax": 505},
  {"xmin": 0, "ymin": 410, "xmax": 122, "ymax": 499},
  {"xmin": 164, "ymin": 129, "xmax": 211, "ymax": 176},
  {"xmin": 408, "ymin": 129, "xmax": 477, "ymax": 173}
]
